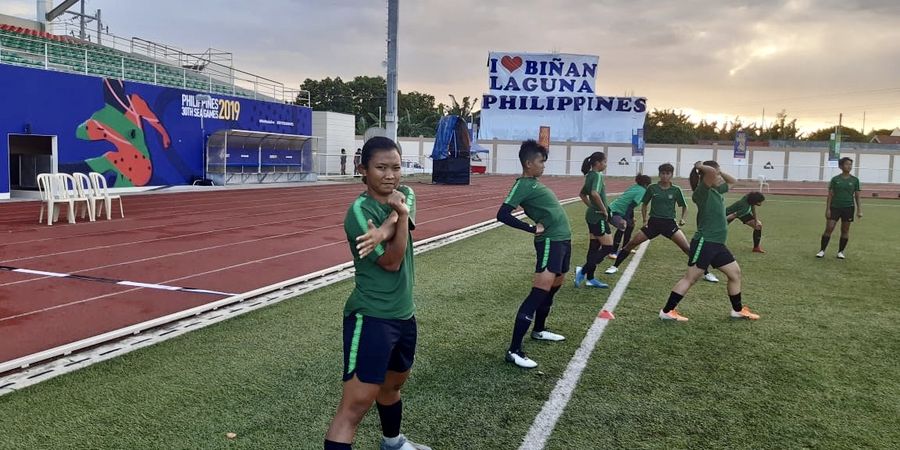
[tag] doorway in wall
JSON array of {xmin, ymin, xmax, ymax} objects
[{"xmin": 8, "ymin": 134, "xmax": 57, "ymax": 193}]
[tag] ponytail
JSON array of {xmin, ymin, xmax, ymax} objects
[
  {"xmin": 689, "ymin": 168, "xmax": 702, "ymax": 191},
  {"xmin": 690, "ymin": 160, "xmax": 720, "ymax": 190},
  {"xmin": 581, "ymin": 151, "xmax": 606, "ymax": 175}
]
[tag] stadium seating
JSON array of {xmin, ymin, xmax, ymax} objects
[{"xmin": 0, "ymin": 24, "xmax": 252, "ymax": 97}]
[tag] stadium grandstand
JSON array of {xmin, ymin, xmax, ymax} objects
[{"xmin": 0, "ymin": 1, "xmax": 314, "ymax": 199}]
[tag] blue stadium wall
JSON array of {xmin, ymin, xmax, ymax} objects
[{"xmin": 0, "ymin": 64, "xmax": 312, "ymax": 196}]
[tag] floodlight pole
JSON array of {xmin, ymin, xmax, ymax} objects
[
  {"xmin": 385, "ymin": 0, "xmax": 399, "ymax": 142},
  {"xmin": 195, "ymin": 94, "xmax": 212, "ymax": 179}
]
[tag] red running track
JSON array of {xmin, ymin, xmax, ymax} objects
[{"xmin": 0, "ymin": 175, "xmax": 627, "ymax": 368}]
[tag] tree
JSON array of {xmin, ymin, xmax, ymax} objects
[
  {"xmin": 805, "ymin": 126, "xmax": 867, "ymax": 142},
  {"xmin": 644, "ymin": 109, "xmax": 697, "ymax": 144},
  {"xmin": 299, "ymin": 77, "xmax": 353, "ymax": 113},
  {"xmin": 398, "ymin": 91, "xmax": 441, "ymax": 137},
  {"xmin": 760, "ymin": 110, "xmax": 800, "ymax": 141},
  {"xmin": 300, "ymin": 75, "xmax": 450, "ymax": 136},
  {"xmin": 694, "ymin": 120, "xmax": 719, "ymax": 142}
]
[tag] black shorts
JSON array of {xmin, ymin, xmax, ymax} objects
[
  {"xmin": 610, "ymin": 213, "xmax": 634, "ymax": 231},
  {"xmin": 830, "ymin": 206, "xmax": 855, "ymax": 223},
  {"xmin": 736, "ymin": 214, "xmax": 755, "ymax": 224},
  {"xmin": 688, "ymin": 238, "xmax": 735, "ymax": 270},
  {"xmin": 343, "ymin": 313, "xmax": 417, "ymax": 384},
  {"xmin": 534, "ymin": 239, "xmax": 571, "ymax": 274},
  {"xmin": 641, "ymin": 217, "xmax": 679, "ymax": 240},
  {"xmin": 587, "ymin": 219, "xmax": 610, "ymax": 236}
]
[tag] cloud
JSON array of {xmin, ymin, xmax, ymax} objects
[{"xmin": 6, "ymin": 0, "xmax": 898, "ymax": 131}]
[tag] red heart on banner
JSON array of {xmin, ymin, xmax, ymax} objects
[{"xmin": 501, "ymin": 55, "xmax": 523, "ymax": 73}]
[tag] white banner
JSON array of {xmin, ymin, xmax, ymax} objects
[
  {"xmin": 481, "ymin": 51, "xmax": 647, "ymax": 143},
  {"xmin": 479, "ymin": 95, "xmax": 647, "ymax": 143},
  {"xmin": 487, "ymin": 52, "xmax": 599, "ymax": 97}
]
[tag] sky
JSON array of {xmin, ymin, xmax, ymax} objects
[{"xmin": 4, "ymin": 0, "xmax": 900, "ymax": 135}]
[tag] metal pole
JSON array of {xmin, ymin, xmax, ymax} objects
[
  {"xmin": 862, "ymin": 111, "xmax": 866, "ymax": 137},
  {"xmin": 79, "ymin": 0, "xmax": 85, "ymax": 40},
  {"xmin": 96, "ymin": 9, "xmax": 101, "ymax": 45},
  {"xmin": 385, "ymin": 0, "xmax": 399, "ymax": 141}
]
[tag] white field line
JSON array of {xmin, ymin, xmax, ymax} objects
[{"xmin": 518, "ymin": 240, "xmax": 650, "ymax": 450}]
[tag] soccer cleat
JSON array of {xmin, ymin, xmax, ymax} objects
[
  {"xmin": 815, "ymin": 250, "xmax": 825, "ymax": 258},
  {"xmin": 730, "ymin": 307, "xmax": 760, "ymax": 320},
  {"xmin": 573, "ymin": 266, "xmax": 585, "ymax": 287},
  {"xmin": 604, "ymin": 265, "xmax": 619, "ymax": 274},
  {"xmin": 506, "ymin": 350, "xmax": 538, "ymax": 368},
  {"xmin": 659, "ymin": 309, "xmax": 689, "ymax": 321},
  {"xmin": 585, "ymin": 278, "xmax": 609, "ymax": 288},
  {"xmin": 607, "ymin": 253, "xmax": 618, "ymax": 260},
  {"xmin": 531, "ymin": 330, "xmax": 566, "ymax": 341},
  {"xmin": 703, "ymin": 272, "xmax": 719, "ymax": 283},
  {"xmin": 836, "ymin": 252, "xmax": 845, "ymax": 259},
  {"xmin": 752, "ymin": 247, "xmax": 766, "ymax": 253},
  {"xmin": 381, "ymin": 434, "xmax": 433, "ymax": 450}
]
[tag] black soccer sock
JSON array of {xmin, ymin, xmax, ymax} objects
[
  {"xmin": 583, "ymin": 240, "xmax": 600, "ymax": 267},
  {"xmin": 663, "ymin": 291, "xmax": 684, "ymax": 313},
  {"xmin": 585, "ymin": 245, "xmax": 615, "ymax": 279},
  {"xmin": 729, "ymin": 292, "xmax": 743, "ymax": 312},
  {"xmin": 753, "ymin": 229, "xmax": 762, "ymax": 248},
  {"xmin": 324, "ymin": 439, "xmax": 352, "ymax": 450},
  {"xmin": 613, "ymin": 248, "xmax": 631, "ymax": 268},
  {"xmin": 533, "ymin": 285, "xmax": 560, "ymax": 332},
  {"xmin": 839, "ymin": 237, "xmax": 848, "ymax": 252},
  {"xmin": 622, "ymin": 226, "xmax": 634, "ymax": 250},
  {"xmin": 820, "ymin": 235, "xmax": 831, "ymax": 251},
  {"xmin": 509, "ymin": 287, "xmax": 549, "ymax": 353},
  {"xmin": 376, "ymin": 399, "xmax": 402, "ymax": 439},
  {"xmin": 612, "ymin": 229, "xmax": 624, "ymax": 252}
]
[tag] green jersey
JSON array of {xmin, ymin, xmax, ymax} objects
[
  {"xmin": 610, "ymin": 184, "xmax": 647, "ymax": 215},
  {"xmin": 641, "ymin": 184, "xmax": 686, "ymax": 220},
  {"xmin": 692, "ymin": 182, "xmax": 729, "ymax": 244},
  {"xmin": 829, "ymin": 174, "xmax": 860, "ymax": 208},
  {"xmin": 726, "ymin": 195, "xmax": 753, "ymax": 217},
  {"xmin": 343, "ymin": 185, "xmax": 417, "ymax": 320},
  {"xmin": 504, "ymin": 177, "xmax": 572, "ymax": 241},
  {"xmin": 579, "ymin": 171, "xmax": 607, "ymax": 224}
]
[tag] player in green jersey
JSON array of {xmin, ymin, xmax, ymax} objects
[
  {"xmin": 496, "ymin": 140, "xmax": 573, "ymax": 369},
  {"xmin": 726, "ymin": 192, "xmax": 766, "ymax": 253},
  {"xmin": 573, "ymin": 152, "xmax": 613, "ymax": 289},
  {"xmin": 325, "ymin": 137, "xmax": 431, "ymax": 450},
  {"xmin": 659, "ymin": 161, "xmax": 760, "ymax": 322},
  {"xmin": 608, "ymin": 174, "xmax": 652, "ymax": 259},
  {"xmin": 817, "ymin": 157, "xmax": 862, "ymax": 259},
  {"xmin": 603, "ymin": 163, "xmax": 718, "ymax": 283}
]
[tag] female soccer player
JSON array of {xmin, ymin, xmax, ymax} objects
[
  {"xmin": 496, "ymin": 140, "xmax": 572, "ymax": 369},
  {"xmin": 817, "ymin": 157, "xmax": 862, "ymax": 259},
  {"xmin": 604, "ymin": 163, "xmax": 719, "ymax": 283},
  {"xmin": 659, "ymin": 161, "xmax": 760, "ymax": 322},
  {"xmin": 325, "ymin": 137, "xmax": 430, "ymax": 450},
  {"xmin": 608, "ymin": 174, "xmax": 652, "ymax": 258},
  {"xmin": 726, "ymin": 191, "xmax": 766, "ymax": 253},
  {"xmin": 573, "ymin": 152, "xmax": 613, "ymax": 289}
]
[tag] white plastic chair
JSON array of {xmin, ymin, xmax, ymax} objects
[
  {"xmin": 36, "ymin": 173, "xmax": 56, "ymax": 225},
  {"xmin": 89, "ymin": 172, "xmax": 124, "ymax": 220},
  {"xmin": 73, "ymin": 172, "xmax": 98, "ymax": 220},
  {"xmin": 56, "ymin": 173, "xmax": 94, "ymax": 223},
  {"xmin": 758, "ymin": 175, "xmax": 770, "ymax": 193}
]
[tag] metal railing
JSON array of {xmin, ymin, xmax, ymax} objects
[{"xmin": 2, "ymin": 27, "xmax": 309, "ymax": 105}]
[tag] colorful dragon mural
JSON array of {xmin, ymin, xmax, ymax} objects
[{"xmin": 76, "ymin": 79, "xmax": 171, "ymax": 187}]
